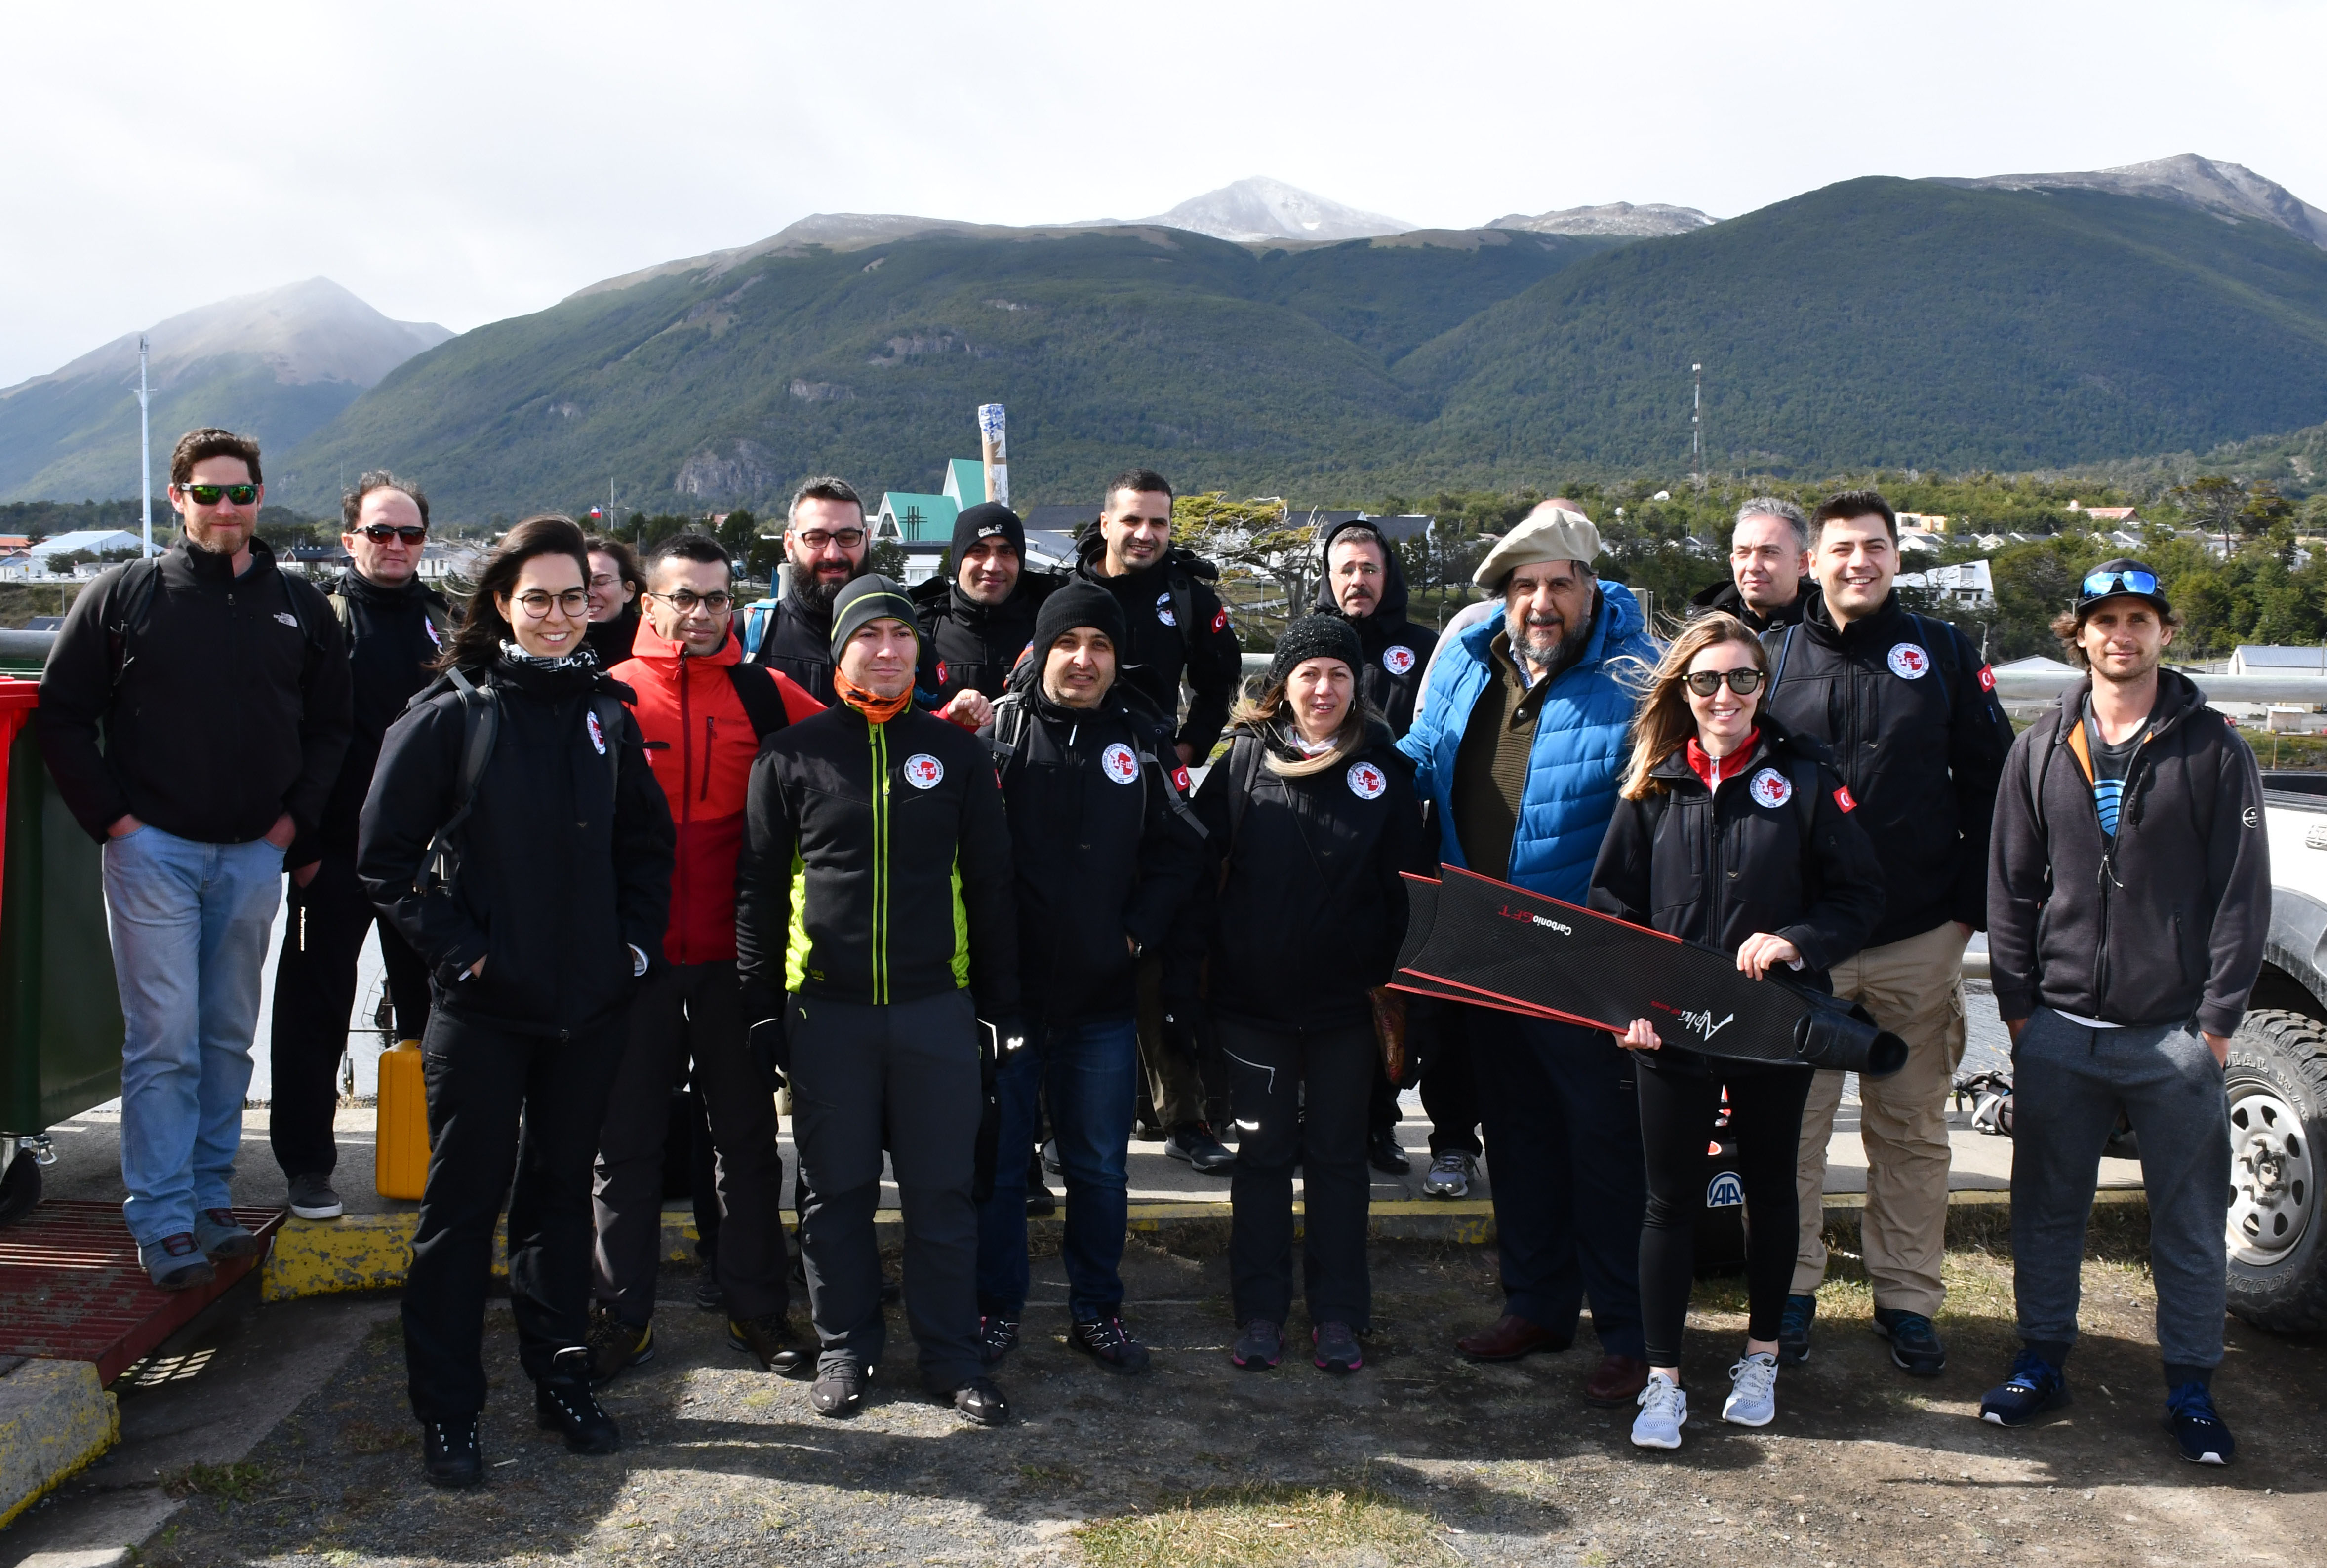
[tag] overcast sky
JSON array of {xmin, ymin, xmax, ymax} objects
[{"xmin": 6, "ymin": 0, "xmax": 2324, "ymax": 388}]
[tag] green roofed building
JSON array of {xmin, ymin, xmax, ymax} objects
[
  {"xmin": 942, "ymin": 458, "xmax": 991, "ymax": 511},
  {"xmin": 874, "ymin": 491, "xmax": 958, "ymax": 544}
]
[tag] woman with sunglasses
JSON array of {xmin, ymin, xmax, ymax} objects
[
  {"xmin": 360, "ymin": 515, "xmax": 674, "ymax": 1487},
  {"xmin": 1587, "ymin": 612, "xmax": 1883, "ymax": 1450}
]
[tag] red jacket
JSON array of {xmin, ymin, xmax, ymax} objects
[{"xmin": 613, "ymin": 620, "xmax": 821, "ymax": 964}]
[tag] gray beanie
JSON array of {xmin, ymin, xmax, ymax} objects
[{"xmin": 829, "ymin": 574, "xmax": 919, "ymax": 652}]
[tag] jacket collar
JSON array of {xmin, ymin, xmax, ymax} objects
[
  {"xmin": 1800, "ymin": 584, "xmax": 1908, "ymax": 646},
  {"xmin": 2047, "ymin": 666, "xmax": 2202, "ymax": 751},
  {"xmin": 1455, "ymin": 581, "xmax": 1644, "ymax": 678},
  {"xmin": 625, "ymin": 617, "xmax": 742, "ymax": 672},
  {"xmin": 176, "ymin": 533, "xmax": 277, "ymax": 583}
]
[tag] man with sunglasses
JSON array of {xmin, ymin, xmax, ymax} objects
[
  {"xmin": 593, "ymin": 532, "xmax": 822, "ymax": 1386},
  {"xmin": 39, "ymin": 428, "xmax": 351, "ymax": 1288},
  {"xmin": 265, "ymin": 472, "xmax": 453, "ymax": 1221},
  {"xmin": 1981, "ymin": 560, "xmax": 2264, "ymax": 1464},
  {"xmin": 1759, "ymin": 489, "xmax": 2015, "ymax": 1376},
  {"xmin": 744, "ymin": 476, "xmax": 872, "ymax": 707}
]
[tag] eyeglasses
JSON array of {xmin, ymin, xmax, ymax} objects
[
  {"xmin": 512, "ymin": 588, "xmax": 590, "ymax": 619},
  {"xmin": 1684, "ymin": 667, "xmax": 1765, "ymax": 697},
  {"xmin": 358, "ymin": 524, "xmax": 427, "ymax": 544},
  {"xmin": 646, "ymin": 589, "xmax": 732, "ymax": 615},
  {"xmin": 2082, "ymin": 568, "xmax": 2159, "ymax": 597},
  {"xmin": 181, "ymin": 484, "xmax": 258, "ymax": 506},
  {"xmin": 792, "ymin": 529, "xmax": 866, "ymax": 551},
  {"xmin": 588, "ymin": 572, "xmax": 625, "ymax": 590}
]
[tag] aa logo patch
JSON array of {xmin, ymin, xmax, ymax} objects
[
  {"xmin": 1154, "ymin": 593, "xmax": 1177, "ymax": 627},
  {"xmin": 1747, "ymin": 767, "xmax": 1793, "ymax": 810},
  {"xmin": 586, "ymin": 711, "xmax": 607, "ymax": 755},
  {"xmin": 1887, "ymin": 643, "xmax": 1931, "ymax": 680},
  {"xmin": 1383, "ymin": 645, "xmax": 1416, "ymax": 675},
  {"xmin": 1100, "ymin": 742, "xmax": 1140, "ymax": 784},
  {"xmin": 1347, "ymin": 760, "xmax": 1388, "ymax": 800},
  {"xmin": 903, "ymin": 753, "xmax": 944, "ymax": 789}
]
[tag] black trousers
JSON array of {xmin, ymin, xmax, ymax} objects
[
  {"xmin": 1637, "ymin": 1061, "xmax": 1812, "ymax": 1368},
  {"xmin": 787, "ymin": 989, "xmax": 983, "ymax": 1388},
  {"xmin": 1421, "ymin": 1005, "xmax": 1482, "ymax": 1159},
  {"xmin": 269, "ymin": 853, "xmax": 432, "ymax": 1179},
  {"xmin": 1218, "ymin": 1016, "xmax": 1375, "ymax": 1331},
  {"xmin": 402, "ymin": 1006, "xmax": 625, "ymax": 1421},
  {"xmin": 593, "ymin": 961, "xmax": 789, "ymax": 1324}
]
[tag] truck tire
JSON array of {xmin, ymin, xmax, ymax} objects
[{"xmin": 2224, "ymin": 1009, "xmax": 2327, "ymax": 1333}]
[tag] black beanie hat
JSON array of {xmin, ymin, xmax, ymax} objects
[
  {"xmin": 953, "ymin": 501, "xmax": 1025, "ymax": 562},
  {"xmin": 829, "ymin": 574, "xmax": 919, "ymax": 652},
  {"xmin": 1031, "ymin": 578, "xmax": 1127, "ymax": 659},
  {"xmin": 1267, "ymin": 613, "xmax": 1363, "ymax": 688}
]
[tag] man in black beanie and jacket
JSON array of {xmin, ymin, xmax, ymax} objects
[{"xmin": 915, "ymin": 502, "xmax": 1060, "ymax": 705}]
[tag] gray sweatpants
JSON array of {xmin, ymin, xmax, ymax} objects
[
  {"xmin": 787, "ymin": 988, "xmax": 983, "ymax": 1389},
  {"xmin": 2011, "ymin": 1008, "xmax": 2232, "ymax": 1371}
]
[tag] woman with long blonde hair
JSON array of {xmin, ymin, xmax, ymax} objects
[{"xmin": 1587, "ymin": 613, "xmax": 1884, "ymax": 1450}]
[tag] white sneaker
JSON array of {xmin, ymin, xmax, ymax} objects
[
  {"xmin": 1723, "ymin": 1352, "xmax": 1778, "ymax": 1427},
  {"xmin": 1631, "ymin": 1371, "xmax": 1687, "ymax": 1449}
]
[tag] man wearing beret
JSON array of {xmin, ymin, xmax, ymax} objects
[
  {"xmin": 914, "ymin": 501, "xmax": 1059, "ymax": 705},
  {"xmin": 1397, "ymin": 501, "xmax": 1660, "ymax": 1408}
]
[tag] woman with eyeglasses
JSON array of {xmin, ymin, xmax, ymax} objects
[
  {"xmin": 359, "ymin": 514, "xmax": 674, "ymax": 1487},
  {"xmin": 584, "ymin": 536, "xmax": 645, "ymax": 666},
  {"xmin": 1586, "ymin": 613, "xmax": 1883, "ymax": 1450}
]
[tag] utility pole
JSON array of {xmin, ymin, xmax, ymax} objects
[
  {"xmin": 1690, "ymin": 362, "xmax": 1703, "ymax": 482},
  {"xmin": 137, "ymin": 335, "xmax": 154, "ymax": 557}
]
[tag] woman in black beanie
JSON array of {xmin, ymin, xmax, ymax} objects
[{"xmin": 1165, "ymin": 614, "xmax": 1430, "ymax": 1374}]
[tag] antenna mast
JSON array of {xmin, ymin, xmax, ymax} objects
[
  {"xmin": 1690, "ymin": 362, "xmax": 1703, "ymax": 481},
  {"xmin": 138, "ymin": 335, "xmax": 154, "ymax": 557}
]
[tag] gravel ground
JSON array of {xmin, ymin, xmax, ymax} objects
[{"xmin": 116, "ymin": 1210, "xmax": 2326, "ymax": 1568}]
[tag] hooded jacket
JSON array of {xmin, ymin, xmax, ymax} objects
[
  {"xmin": 39, "ymin": 537, "xmax": 352, "ymax": 846},
  {"xmin": 1168, "ymin": 719, "xmax": 1431, "ymax": 1029},
  {"xmin": 735, "ymin": 703, "xmax": 1018, "ymax": 1016},
  {"xmin": 1759, "ymin": 587, "xmax": 2014, "ymax": 946},
  {"xmin": 610, "ymin": 620, "xmax": 823, "ymax": 966},
  {"xmin": 1589, "ymin": 720, "xmax": 1886, "ymax": 1070},
  {"xmin": 1312, "ymin": 519, "xmax": 1439, "ymax": 739},
  {"xmin": 1073, "ymin": 531, "xmax": 1243, "ymax": 760},
  {"xmin": 358, "ymin": 653, "xmax": 675, "ymax": 1037},
  {"xmin": 745, "ymin": 586, "xmax": 845, "ymax": 707},
  {"xmin": 1988, "ymin": 669, "xmax": 2268, "ymax": 1037},
  {"xmin": 912, "ymin": 569, "xmax": 1061, "ymax": 704},
  {"xmin": 984, "ymin": 675, "xmax": 1205, "ymax": 1026},
  {"xmin": 1687, "ymin": 577, "xmax": 1807, "ymax": 635},
  {"xmin": 1397, "ymin": 582, "xmax": 1657, "ymax": 903}
]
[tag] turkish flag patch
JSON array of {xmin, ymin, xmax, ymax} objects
[
  {"xmin": 1977, "ymin": 664, "xmax": 1997, "ymax": 693},
  {"xmin": 935, "ymin": 659, "xmax": 948, "ymax": 685},
  {"xmin": 1173, "ymin": 766, "xmax": 1194, "ymax": 794},
  {"xmin": 1210, "ymin": 607, "xmax": 1228, "ymax": 633},
  {"xmin": 1833, "ymin": 784, "xmax": 1857, "ymax": 813}
]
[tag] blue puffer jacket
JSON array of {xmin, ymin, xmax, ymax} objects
[{"xmin": 1397, "ymin": 584, "xmax": 1655, "ymax": 902}]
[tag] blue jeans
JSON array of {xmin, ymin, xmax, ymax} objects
[
  {"xmin": 975, "ymin": 1015, "xmax": 1139, "ymax": 1321},
  {"xmin": 102, "ymin": 825, "xmax": 284, "ymax": 1246}
]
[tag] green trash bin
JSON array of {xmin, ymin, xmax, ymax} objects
[{"xmin": 0, "ymin": 640, "xmax": 126, "ymax": 1223}]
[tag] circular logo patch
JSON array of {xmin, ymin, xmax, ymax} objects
[
  {"xmin": 1887, "ymin": 643, "xmax": 1931, "ymax": 680},
  {"xmin": 585, "ymin": 711, "xmax": 607, "ymax": 755},
  {"xmin": 424, "ymin": 619, "xmax": 442, "ymax": 649},
  {"xmin": 903, "ymin": 753, "xmax": 944, "ymax": 789},
  {"xmin": 1383, "ymin": 644, "xmax": 1416, "ymax": 676},
  {"xmin": 1101, "ymin": 742, "xmax": 1140, "ymax": 784},
  {"xmin": 1154, "ymin": 592, "xmax": 1178, "ymax": 627},
  {"xmin": 1747, "ymin": 767, "xmax": 1793, "ymax": 810},
  {"xmin": 1347, "ymin": 760, "xmax": 1388, "ymax": 800}
]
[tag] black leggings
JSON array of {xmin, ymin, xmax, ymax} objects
[{"xmin": 1636, "ymin": 1060, "xmax": 1812, "ymax": 1369}]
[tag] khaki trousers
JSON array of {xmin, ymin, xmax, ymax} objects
[{"xmin": 1791, "ymin": 920, "xmax": 1967, "ymax": 1316}]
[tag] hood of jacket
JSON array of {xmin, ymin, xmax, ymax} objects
[{"xmin": 1311, "ymin": 519, "xmax": 1412, "ymax": 628}]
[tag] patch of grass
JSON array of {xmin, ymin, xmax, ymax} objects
[
  {"xmin": 163, "ymin": 1461, "xmax": 269, "ymax": 1506},
  {"xmin": 1076, "ymin": 1482, "xmax": 1444, "ymax": 1568}
]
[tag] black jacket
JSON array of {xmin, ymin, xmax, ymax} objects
[
  {"xmin": 984, "ymin": 679, "xmax": 1205, "ymax": 1027},
  {"xmin": 913, "ymin": 571, "xmax": 1061, "ymax": 703},
  {"xmin": 1073, "ymin": 532, "xmax": 1244, "ymax": 759},
  {"xmin": 299, "ymin": 570, "xmax": 454, "ymax": 866},
  {"xmin": 1312, "ymin": 521, "xmax": 1439, "ymax": 739},
  {"xmin": 584, "ymin": 607, "xmax": 640, "ymax": 669},
  {"xmin": 358, "ymin": 654, "xmax": 675, "ymax": 1038},
  {"xmin": 736, "ymin": 703, "xmax": 1019, "ymax": 1016},
  {"xmin": 746, "ymin": 590, "xmax": 842, "ymax": 708},
  {"xmin": 39, "ymin": 538, "xmax": 352, "ymax": 845},
  {"xmin": 1688, "ymin": 577, "xmax": 1807, "ymax": 634},
  {"xmin": 1988, "ymin": 670, "xmax": 2269, "ymax": 1037},
  {"xmin": 1589, "ymin": 723, "xmax": 1886, "ymax": 1072},
  {"xmin": 1168, "ymin": 720, "xmax": 1431, "ymax": 1029},
  {"xmin": 1760, "ymin": 588, "xmax": 2013, "ymax": 945}
]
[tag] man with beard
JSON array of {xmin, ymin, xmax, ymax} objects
[
  {"xmin": 914, "ymin": 502, "xmax": 1059, "ymax": 704},
  {"xmin": 744, "ymin": 477, "xmax": 871, "ymax": 708},
  {"xmin": 1688, "ymin": 498, "xmax": 1811, "ymax": 634},
  {"xmin": 1398, "ymin": 501, "xmax": 1659, "ymax": 1409}
]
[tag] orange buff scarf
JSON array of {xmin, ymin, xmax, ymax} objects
[{"xmin": 833, "ymin": 669, "xmax": 913, "ymax": 725}]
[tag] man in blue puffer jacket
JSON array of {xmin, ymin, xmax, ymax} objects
[{"xmin": 1399, "ymin": 502, "xmax": 1660, "ymax": 1409}]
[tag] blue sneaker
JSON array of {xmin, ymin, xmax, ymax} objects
[
  {"xmin": 1872, "ymin": 1307, "xmax": 1947, "ymax": 1376},
  {"xmin": 1777, "ymin": 1294, "xmax": 1816, "ymax": 1366},
  {"xmin": 2164, "ymin": 1383, "xmax": 2234, "ymax": 1465},
  {"xmin": 1979, "ymin": 1349, "xmax": 2071, "ymax": 1426}
]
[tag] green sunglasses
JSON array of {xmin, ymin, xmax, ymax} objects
[{"xmin": 180, "ymin": 483, "xmax": 258, "ymax": 506}]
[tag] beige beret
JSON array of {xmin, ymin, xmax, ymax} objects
[{"xmin": 1473, "ymin": 504, "xmax": 1602, "ymax": 588}]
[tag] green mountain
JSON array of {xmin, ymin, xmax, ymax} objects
[{"xmin": 261, "ymin": 177, "xmax": 2327, "ymax": 515}]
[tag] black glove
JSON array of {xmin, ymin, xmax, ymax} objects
[
  {"xmin": 981, "ymin": 1013, "xmax": 1030, "ymax": 1057},
  {"xmin": 1161, "ymin": 1002, "xmax": 1204, "ymax": 1064},
  {"xmin": 748, "ymin": 1007, "xmax": 789, "ymax": 1090}
]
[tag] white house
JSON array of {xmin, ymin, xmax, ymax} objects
[
  {"xmin": 1896, "ymin": 558, "xmax": 1995, "ymax": 609},
  {"xmin": 2228, "ymin": 645, "xmax": 2327, "ymax": 676},
  {"xmin": 29, "ymin": 530, "xmax": 142, "ymax": 569}
]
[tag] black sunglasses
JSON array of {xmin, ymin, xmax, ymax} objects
[
  {"xmin": 1684, "ymin": 667, "xmax": 1765, "ymax": 697},
  {"xmin": 2082, "ymin": 568, "xmax": 2159, "ymax": 597},
  {"xmin": 358, "ymin": 524, "xmax": 427, "ymax": 544},
  {"xmin": 181, "ymin": 483, "xmax": 258, "ymax": 506}
]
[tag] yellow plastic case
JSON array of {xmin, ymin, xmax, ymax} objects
[{"xmin": 374, "ymin": 1040, "xmax": 432, "ymax": 1200}]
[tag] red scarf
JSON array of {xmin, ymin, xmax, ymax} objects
[
  {"xmin": 833, "ymin": 668, "xmax": 912, "ymax": 725},
  {"xmin": 1685, "ymin": 729, "xmax": 1760, "ymax": 793}
]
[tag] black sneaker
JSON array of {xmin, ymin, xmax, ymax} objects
[
  {"xmin": 2165, "ymin": 1382, "xmax": 2235, "ymax": 1465},
  {"xmin": 729, "ymin": 1311, "xmax": 810, "ymax": 1376},
  {"xmin": 585, "ymin": 1306, "xmax": 654, "ymax": 1387},
  {"xmin": 1069, "ymin": 1315, "xmax": 1152, "ymax": 1373},
  {"xmin": 1232, "ymin": 1319, "xmax": 1283, "ymax": 1371},
  {"xmin": 420, "ymin": 1416, "xmax": 482, "ymax": 1488},
  {"xmin": 979, "ymin": 1315, "xmax": 1021, "ymax": 1366},
  {"xmin": 938, "ymin": 1375, "xmax": 1009, "ymax": 1427},
  {"xmin": 1367, "ymin": 1128, "xmax": 1412, "ymax": 1175},
  {"xmin": 810, "ymin": 1360, "xmax": 870, "ymax": 1417},
  {"xmin": 1872, "ymin": 1307, "xmax": 1947, "ymax": 1376},
  {"xmin": 535, "ymin": 1349, "xmax": 621, "ymax": 1454},
  {"xmin": 1165, "ymin": 1122, "xmax": 1236, "ymax": 1174},
  {"xmin": 1312, "ymin": 1321, "xmax": 1364, "ymax": 1374},
  {"xmin": 694, "ymin": 1271, "xmax": 727, "ymax": 1313},
  {"xmin": 1777, "ymin": 1293, "xmax": 1816, "ymax": 1367},
  {"xmin": 286, "ymin": 1172, "xmax": 344, "ymax": 1221},
  {"xmin": 1979, "ymin": 1348, "xmax": 2071, "ymax": 1427}
]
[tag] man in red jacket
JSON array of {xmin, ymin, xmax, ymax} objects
[{"xmin": 591, "ymin": 531, "xmax": 822, "ymax": 1383}]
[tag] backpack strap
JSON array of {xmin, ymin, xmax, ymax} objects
[
  {"xmin": 983, "ymin": 690, "xmax": 1032, "ymax": 770},
  {"xmin": 1764, "ymin": 623, "xmax": 1799, "ymax": 702},
  {"xmin": 1784, "ymin": 753, "xmax": 1821, "ymax": 841},
  {"xmin": 722, "ymin": 663, "xmax": 793, "ymax": 743},
  {"xmin": 1906, "ymin": 613, "xmax": 1955, "ymax": 707},
  {"xmin": 591, "ymin": 691, "xmax": 627, "ymax": 799},
  {"xmin": 739, "ymin": 598, "xmax": 778, "ymax": 658},
  {"xmin": 416, "ymin": 668, "xmax": 501, "ymax": 895},
  {"xmin": 1168, "ymin": 568, "xmax": 1200, "ymax": 666},
  {"xmin": 104, "ymin": 557, "xmax": 167, "ymax": 690},
  {"xmin": 1224, "ymin": 730, "xmax": 1266, "ymax": 850}
]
